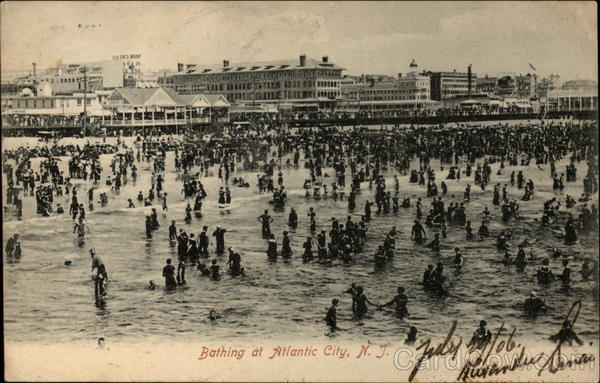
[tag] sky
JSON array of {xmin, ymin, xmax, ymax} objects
[{"xmin": 1, "ymin": 1, "xmax": 597, "ymax": 80}]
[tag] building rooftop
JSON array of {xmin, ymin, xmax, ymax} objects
[
  {"xmin": 177, "ymin": 57, "xmax": 344, "ymax": 76},
  {"xmin": 105, "ymin": 87, "xmax": 230, "ymax": 108},
  {"xmin": 546, "ymin": 88, "xmax": 598, "ymax": 97},
  {"xmin": 424, "ymin": 70, "xmax": 475, "ymax": 77}
]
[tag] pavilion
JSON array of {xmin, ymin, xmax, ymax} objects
[{"xmin": 102, "ymin": 87, "xmax": 230, "ymax": 128}]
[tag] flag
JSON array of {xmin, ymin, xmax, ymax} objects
[{"xmin": 529, "ymin": 63, "xmax": 537, "ymax": 71}]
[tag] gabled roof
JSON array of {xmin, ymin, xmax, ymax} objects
[
  {"xmin": 107, "ymin": 88, "xmax": 162, "ymax": 105},
  {"xmin": 162, "ymin": 88, "xmax": 229, "ymax": 107},
  {"xmin": 161, "ymin": 87, "xmax": 187, "ymax": 105},
  {"xmin": 204, "ymin": 94, "xmax": 230, "ymax": 107},
  {"xmin": 174, "ymin": 93, "xmax": 211, "ymax": 107},
  {"xmin": 106, "ymin": 87, "xmax": 231, "ymax": 108},
  {"xmin": 106, "ymin": 87, "xmax": 180, "ymax": 107}
]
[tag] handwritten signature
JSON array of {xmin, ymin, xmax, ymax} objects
[{"xmin": 408, "ymin": 300, "xmax": 595, "ymax": 382}]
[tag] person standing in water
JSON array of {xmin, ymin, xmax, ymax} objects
[
  {"xmin": 145, "ymin": 216, "xmax": 153, "ymax": 239},
  {"xmin": 12, "ymin": 241, "xmax": 22, "ymax": 258},
  {"xmin": 87, "ymin": 188, "xmax": 94, "ymax": 205},
  {"xmin": 210, "ymin": 259, "xmax": 220, "ymax": 280},
  {"xmin": 281, "ymin": 231, "xmax": 293, "ymax": 258},
  {"xmin": 355, "ymin": 285, "xmax": 378, "ymax": 319},
  {"xmin": 73, "ymin": 217, "xmax": 90, "ymax": 238},
  {"xmin": 177, "ymin": 259, "xmax": 186, "ymax": 286},
  {"xmin": 225, "ymin": 187, "xmax": 231, "ymax": 204},
  {"xmin": 169, "ymin": 220, "xmax": 177, "ymax": 241},
  {"xmin": 308, "ymin": 207, "xmax": 317, "ymax": 232},
  {"xmin": 379, "ymin": 286, "xmax": 409, "ymax": 319},
  {"xmin": 5, "ymin": 234, "xmax": 19, "ymax": 257},
  {"xmin": 212, "ymin": 226, "xmax": 230, "ymax": 255},
  {"xmin": 411, "ymin": 220, "xmax": 426, "ymax": 244},
  {"xmin": 162, "ymin": 259, "xmax": 177, "ymax": 289},
  {"xmin": 70, "ymin": 200, "xmax": 79, "ymax": 220},
  {"xmin": 302, "ymin": 236, "xmax": 313, "ymax": 262},
  {"xmin": 90, "ymin": 248, "xmax": 104, "ymax": 272},
  {"xmin": 288, "ymin": 207, "xmax": 298, "ymax": 228},
  {"xmin": 184, "ymin": 203, "xmax": 192, "ymax": 223},
  {"xmin": 267, "ymin": 234, "xmax": 278, "ymax": 259},
  {"xmin": 258, "ymin": 210, "xmax": 274, "ymax": 238},
  {"xmin": 95, "ymin": 264, "xmax": 108, "ymax": 299},
  {"xmin": 151, "ymin": 208, "xmax": 160, "ymax": 230},
  {"xmin": 218, "ymin": 187, "xmax": 226, "ymax": 205},
  {"xmin": 162, "ymin": 193, "xmax": 168, "ymax": 212},
  {"xmin": 199, "ymin": 226, "xmax": 210, "ymax": 257},
  {"xmin": 325, "ymin": 298, "xmax": 339, "ymax": 330}
]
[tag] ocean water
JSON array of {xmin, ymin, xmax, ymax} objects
[{"xmin": 2, "ymin": 135, "xmax": 598, "ymax": 345}]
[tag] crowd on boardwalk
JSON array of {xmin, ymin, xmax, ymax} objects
[
  {"xmin": 1, "ymin": 114, "xmax": 101, "ymax": 128},
  {"xmin": 3, "ymin": 118, "xmax": 598, "ymax": 346}
]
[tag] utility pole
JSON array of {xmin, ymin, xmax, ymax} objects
[
  {"xmin": 252, "ymin": 74, "xmax": 256, "ymax": 107},
  {"xmin": 356, "ymin": 86, "xmax": 361, "ymax": 123},
  {"xmin": 82, "ymin": 66, "xmax": 87, "ymax": 138},
  {"xmin": 467, "ymin": 64, "xmax": 472, "ymax": 99}
]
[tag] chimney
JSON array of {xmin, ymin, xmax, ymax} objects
[
  {"xmin": 32, "ymin": 63, "xmax": 37, "ymax": 77},
  {"xmin": 398, "ymin": 73, "xmax": 402, "ymax": 79},
  {"xmin": 177, "ymin": 63, "xmax": 184, "ymax": 73},
  {"xmin": 186, "ymin": 64, "xmax": 197, "ymax": 72},
  {"xmin": 223, "ymin": 59, "xmax": 230, "ymax": 68},
  {"xmin": 299, "ymin": 54, "xmax": 306, "ymax": 67},
  {"xmin": 467, "ymin": 64, "xmax": 472, "ymax": 98},
  {"xmin": 322, "ymin": 56, "xmax": 328, "ymax": 63}
]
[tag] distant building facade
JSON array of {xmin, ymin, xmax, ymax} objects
[
  {"xmin": 338, "ymin": 60, "xmax": 432, "ymax": 113},
  {"xmin": 561, "ymin": 79, "xmax": 597, "ymax": 91},
  {"xmin": 1, "ymin": 92, "xmax": 107, "ymax": 116},
  {"xmin": 7, "ymin": 60, "xmax": 125, "ymax": 97},
  {"xmin": 542, "ymin": 88, "xmax": 597, "ymax": 112},
  {"xmin": 158, "ymin": 55, "xmax": 344, "ymax": 111},
  {"xmin": 496, "ymin": 73, "xmax": 537, "ymax": 99},
  {"xmin": 536, "ymin": 74, "xmax": 561, "ymax": 98},
  {"xmin": 424, "ymin": 69, "xmax": 477, "ymax": 101},
  {"xmin": 475, "ymin": 75, "xmax": 498, "ymax": 96}
]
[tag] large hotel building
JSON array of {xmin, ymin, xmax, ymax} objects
[
  {"xmin": 338, "ymin": 60, "xmax": 432, "ymax": 114},
  {"xmin": 158, "ymin": 55, "xmax": 344, "ymax": 111}
]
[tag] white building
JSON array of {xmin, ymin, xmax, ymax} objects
[
  {"xmin": 542, "ymin": 88, "xmax": 598, "ymax": 112},
  {"xmin": 337, "ymin": 60, "xmax": 433, "ymax": 114},
  {"xmin": 1, "ymin": 92, "xmax": 109, "ymax": 116},
  {"xmin": 398, "ymin": 60, "xmax": 430, "ymax": 100}
]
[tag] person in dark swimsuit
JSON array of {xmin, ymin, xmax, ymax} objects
[
  {"xmin": 380, "ymin": 286, "xmax": 409, "ymax": 319},
  {"xmin": 162, "ymin": 259, "xmax": 176, "ymax": 288},
  {"xmin": 325, "ymin": 298, "xmax": 339, "ymax": 330}
]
